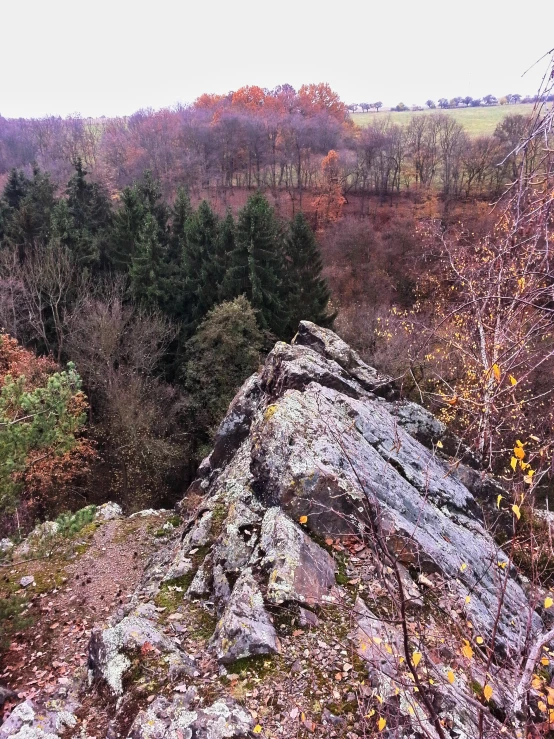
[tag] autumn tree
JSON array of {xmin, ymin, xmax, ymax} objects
[
  {"xmin": 312, "ymin": 149, "xmax": 346, "ymax": 227},
  {"xmin": 0, "ymin": 334, "xmax": 94, "ymax": 515}
]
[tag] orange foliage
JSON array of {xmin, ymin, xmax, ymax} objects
[
  {"xmin": 0, "ymin": 334, "xmax": 96, "ymax": 514},
  {"xmin": 313, "ymin": 150, "xmax": 346, "ymax": 227},
  {"xmin": 298, "ymin": 83, "xmax": 348, "ymax": 122}
]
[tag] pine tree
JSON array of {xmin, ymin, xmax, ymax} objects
[
  {"xmin": 222, "ymin": 193, "xmax": 287, "ymax": 336},
  {"xmin": 216, "ymin": 209, "xmax": 235, "ymax": 297},
  {"xmin": 108, "ymin": 185, "xmax": 146, "ymax": 271},
  {"xmin": 6, "ymin": 167, "xmax": 56, "ymax": 260},
  {"xmin": 284, "ymin": 212, "xmax": 335, "ymax": 335},
  {"xmin": 180, "ymin": 200, "xmax": 221, "ymax": 332},
  {"xmin": 3, "ymin": 169, "xmax": 29, "ymax": 211},
  {"xmin": 169, "ymin": 187, "xmax": 192, "ymax": 264},
  {"xmin": 129, "ymin": 213, "xmax": 167, "ymax": 310}
]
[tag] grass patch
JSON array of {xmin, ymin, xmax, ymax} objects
[{"xmin": 351, "ymin": 103, "xmax": 535, "ymax": 137}]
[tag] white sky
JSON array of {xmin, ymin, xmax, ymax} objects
[{"xmin": 1, "ymin": 0, "xmax": 552, "ymax": 118}]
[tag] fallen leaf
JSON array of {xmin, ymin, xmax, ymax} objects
[
  {"xmin": 447, "ymin": 670, "xmax": 455, "ymax": 684},
  {"xmin": 483, "ymin": 684, "xmax": 493, "ymax": 701},
  {"xmin": 378, "ymin": 717, "xmax": 387, "ymax": 731},
  {"xmin": 299, "ymin": 516, "xmax": 308, "ymax": 524},
  {"xmin": 545, "ymin": 597, "xmax": 553, "ymax": 609},
  {"xmin": 412, "ymin": 651, "xmax": 422, "ymax": 668},
  {"xmin": 512, "ymin": 504, "xmax": 521, "ymax": 520},
  {"xmin": 461, "ymin": 640, "xmax": 474, "ymax": 660},
  {"xmin": 253, "ymin": 726, "xmax": 262, "ymax": 735}
]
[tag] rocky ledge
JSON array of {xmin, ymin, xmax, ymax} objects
[{"xmin": 3, "ymin": 322, "xmax": 554, "ymax": 738}]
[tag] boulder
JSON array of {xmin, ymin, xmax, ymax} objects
[
  {"xmin": 259, "ymin": 506, "xmax": 335, "ymax": 605},
  {"xmin": 0, "ymin": 697, "xmax": 78, "ymax": 739},
  {"xmin": 95, "ymin": 502, "xmax": 123, "ymax": 521},
  {"xmin": 209, "ymin": 570, "xmax": 280, "ymax": 664},
  {"xmin": 88, "ymin": 615, "xmax": 196, "ymax": 695},
  {"xmin": 128, "ymin": 694, "xmax": 253, "ymax": 739}
]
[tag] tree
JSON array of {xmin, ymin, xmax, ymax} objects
[
  {"xmin": 129, "ymin": 213, "xmax": 168, "ymax": 311},
  {"xmin": 179, "ymin": 200, "xmax": 221, "ymax": 331},
  {"xmin": 462, "ymin": 96, "xmax": 473, "ymax": 107},
  {"xmin": 183, "ymin": 296, "xmax": 265, "ymax": 455},
  {"xmin": 0, "ymin": 334, "xmax": 94, "ymax": 514},
  {"xmin": 283, "ymin": 212, "xmax": 335, "ymax": 335},
  {"xmin": 373, "ymin": 101, "xmax": 383, "ymax": 112},
  {"xmin": 222, "ymin": 193, "xmax": 287, "ymax": 336},
  {"xmin": 425, "ymin": 100, "xmax": 436, "ymax": 109},
  {"xmin": 483, "ymin": 94, "xmax": 498, "ymax": 106},
  {"xmin": 169, "ymin": 186, "xmax": 192, "ymax": 264},
  {"xmin": 438, "ymin": 98, "xmax": 450, "ymax": 109}
]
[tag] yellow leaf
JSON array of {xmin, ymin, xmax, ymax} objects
[
  {"xmin": 532, "ymin": 676, "xmax": 543, "ymax": 690},
  {"xmin": 299, "ymin": 516, "xmax": 308, "ymax": 524},
  {"xmin": 550, "ymin": 709, "xmax": 554, "ymax": 723},
  {"xmin": 461, "ymin": 640, "xmax": 474, "ymax": 660},
  {"xmin": 483, "ymin": 684, "xmax": 493, "ymax": 701},
  {"xmin": 512, "ymin": 504, "xmax": 521, "ymax": 520},
  {"xmin": 476, "ymin": 636, "xmax": 484, "ymax": 644},
  {"xmin": 436, "ymin": 440, "xmax": 443, "ymax": 448},
  {"xmin": 412, "ymin": 651, "xmax": 422, "ymax": 668},
  {"xmin": 253, "ymin": 726, "xmax": 262, "ymax": 735},
  {"xmin": 497, "ymin": 494, "xmax": 503, "ymax": 508},
  {"xmin": 538, "ymin": 701, "xmax": 547, "ymax": 712},
  {"xmin": 524, "ymin": 475, "xmax": 534, "ymax": 485},
  {"xmin": 364, "ymin": 709, "xmax": 375, "ymax": 718},
  {"xmin": 514, "ymin": 446, "xmax": 525, "ymax": 460},
  {"xmin": 518, "ymin": 276, "xmax": 525, "ymax": 291},
  {"xmin": 378, "ymin": 717, "xmax": 387, "ymax": 731},
  {"xmin": 509, "ymin": 375, "xmax": 517, "ymax": 386},
  {"xmin": 497, "ymin": 560, "xmax": 508, "ymax": 569},
  {"xmin": 510, "ymin": 456, "xmax": 518, "ymax": 471},
  {"xmin": 460, "ymin": 563, "xmax": 467, "ymax": 572},
  {"xmin": 447, "ymin": 670, "xmax": 455, "ymax": 684},
  {"xmin": 545, "ymin": 597, "xmax": 553, "ymax": 609},
  {"xmin": 516, "ymin": 439, "xmax": 524, "ymax": 447},
  {"xmin": 541, "ymin": 656, "xmax": 550, "ymax": 665},
  {"xmin": 492, "ymin": 364, "xmax": 501, "ymax": 382},
  {"xmin": 465, "ymin": 595, "xmax": 471, "ymax": 604},
  {"xmin": 547, "ymin": 688, "xmax": 554, "ymax": 705},
  {"xmin": 301, "ymin": 713, "xmax": 305, "ymax": 722}
]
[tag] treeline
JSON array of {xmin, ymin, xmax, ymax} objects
[
  {"xmin": 0, "ymin": 161, "xmax": 333, "ymax": 524},
  {"xmin": 0, "ymin": 83, "xmax": 542, "ymax": 202}
]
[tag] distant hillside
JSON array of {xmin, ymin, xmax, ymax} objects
[{"xmin": 352, "ymin": 102, "xmax": 536, "ymax": 136}]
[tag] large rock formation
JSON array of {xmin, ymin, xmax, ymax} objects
[{"xmin": 3, "ymin": 322, "xmax": 553, "ymax": 738}]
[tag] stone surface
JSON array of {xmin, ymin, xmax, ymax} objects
[
  {"xmin": 0, "ymin": 697, "xmax": 78, "ymax": 739},
  {"xmin": 88, "ymin": 615, "xmax": 196, "ymax": 695},
  {"xmin": 19, "ymin": 575, "xmax": 35, "ymax": 588},
  {"xmin": 209, "ymin": 570, "xmax": 280, "ymax": 664},
  {"xmin": 0, "ymin": 538, "xmax": 13, "ymax": 555},
  {"xmin": 95, "ymin": 502, "xmax": 123, "ymax": 521},
  {"xmin": 259, "ymin": 506, "xmax": 335, "ymax": 605},
  {"xmin": 128, "ymin": 694, "xmax": 253, "ymax": 739}
]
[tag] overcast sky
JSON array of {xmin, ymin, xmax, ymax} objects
[{"xmin": 1, "ymin": 0, "xmax": 552, "ymax": 118}]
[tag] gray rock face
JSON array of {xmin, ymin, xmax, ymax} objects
[
  {"xmin": 259, "ymin": 507, "xmax": 335, "ymax": 605},
  {"xmin": 209, "ymin": 570, "xmax": 280, "ymax": 663},
  {"xmin": 95, "ymin": 502, "xmax": 123, "ymax": 521},
  {"xmin": 9, "ymin": 321, "xmax": 548, "ymax": 738},
  {"xmin": 128, "ymin": 694, "xmax": 253, "ymax": 739},
  {"xmin": 0, "ymin": 697, "xmax": 78, "ymax": 739},
  {"xmin": 88, "ymin": 616, "xmax": 196, "ymax": 695}
]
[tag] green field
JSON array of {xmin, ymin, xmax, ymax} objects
[{"xmin": 351, "ymin": 103, "xmax": 536, "ymax": 137}]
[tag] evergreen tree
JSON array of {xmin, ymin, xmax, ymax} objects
[
  {"xmin": 180, "ymin": 200, "xmax": 221, "ymax": 331},
  {"xmin": 61, "ymin": 159, "xmax": 112, "ymax": 269},
  {"xmin": 6, "ymin": 167, "xmax": 56, "ymax": 260},
  {"xmin": 284, "ymin": 212, "xmax": 335, "ymax": 335},
  {"xmin": 3, "ymin": 169, "xmax": 30, "ymax": 211},
  {"xmin": 129, "ymin": 213, "xmax": 167, "ymax": 311},
  {"xmin": 222, "ymin": 193, "xmax": 287, "ymax": 336},
  {"xmin": 216, "ymin": 209, "xmax": 235, "ymax": 297},
  {"xmin": 169, "ymin": 187, "xmax": 192, "ymax": 264},
  {"xmin": 183, "ymin": 296, "xmax": 265, "ymax": 456},
  {"xmin": 108, "ymin": 185, "xmax": 146, "ymax": 271}
]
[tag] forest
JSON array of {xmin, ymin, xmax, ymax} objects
[
  {"xmin": 0, "ymin": 81, "xmax": 553, "ymax": 543},
  {"xmin": 0, "ymin": 83, "xmax": 537, "ymax": 205}
]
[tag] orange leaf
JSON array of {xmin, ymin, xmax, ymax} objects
[{"xmin": 483, "ymin": 684, "xmax": 493, "ymax": 701}]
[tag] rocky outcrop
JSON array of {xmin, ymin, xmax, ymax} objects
[{"xmin": 3, "ymin": 321, "xmax": 552, "ymax": 738}]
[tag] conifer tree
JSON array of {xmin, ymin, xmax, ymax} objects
[
  {"xmin": 108, "ymin": 185, "xmax": 146, "ymax": 271},
  {"xmin": 169, "ymin": 187, "xmax": 192, "ymax": 264},
  {"xmin": 180, "ymin": 200, "xmax": 221, "ymax": 332},
  {"xmin": 129, "ymin": 213, "xmax": 167, "ymax": 311},
  {"xmin": 3, "ymin": 169, "xmax": 29, "ymax": 211},
  {"xmin": 222, "ymin": 193, "xmax": 287, "ymax": 336},
  {"xmin": 284, "ymin": 212, "xmax": 335, "ymax": 335}
]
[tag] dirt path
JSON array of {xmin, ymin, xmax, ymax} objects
[{"xmin": 0, "ymin": 512, "xmax": 170, "ymax": 722}]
